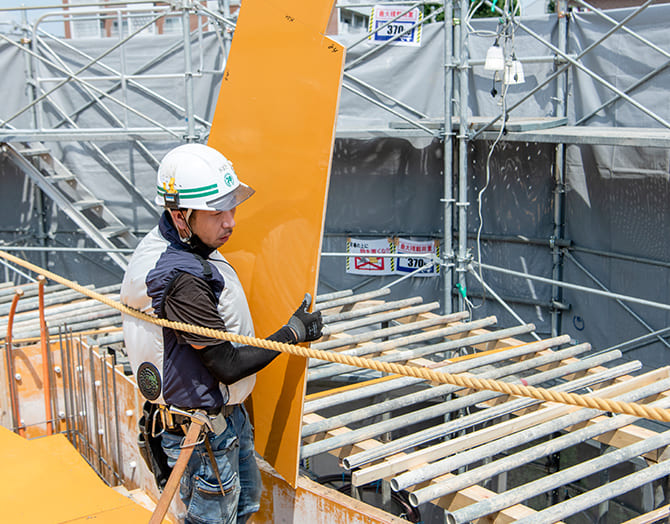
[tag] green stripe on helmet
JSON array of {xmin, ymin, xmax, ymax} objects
[{"xmin": 156, "ymin": 183, "xmax": 219, "ymax": 199}]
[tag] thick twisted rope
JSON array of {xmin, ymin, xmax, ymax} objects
[{"xmin": 2, "ymin": 249, "xmax": 670, "ymax": 423}]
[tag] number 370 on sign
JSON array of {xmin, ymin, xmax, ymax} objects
[{"xmin": 369, "ymin": 5, "xmax": 422, "ymax": 46}]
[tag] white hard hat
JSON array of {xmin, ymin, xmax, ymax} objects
[{"xmin": 156, "ymin": 143, "xmax": 254, "ymax": 211}]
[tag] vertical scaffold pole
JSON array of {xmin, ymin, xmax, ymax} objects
[
  {"xmin": 182, "ymin": 2, "xmax": 197, "ymax": 142},
  {"xmin": 456, "ymin": 0, "xmax": 470, "ymax": 311},
  {"xmin": 551, "ymin": 0, "xmax": 569, "ymax": 337},
  {"xmin": 443, "ymin": 0, "xmax": 455, "ymax": 314}
]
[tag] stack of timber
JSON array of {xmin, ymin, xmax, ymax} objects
[{"xmin": 305, "ymin": 288, "xmax": 670, "ymax": 523}]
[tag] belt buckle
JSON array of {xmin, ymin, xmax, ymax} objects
[{"xmin": 209, "ymin": 412, "xmax": 228, "ymax": 434}]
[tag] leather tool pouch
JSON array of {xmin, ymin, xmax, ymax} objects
[{"xmin": 137, "ymin": 400, "xmax": 173, "ymax": 491}]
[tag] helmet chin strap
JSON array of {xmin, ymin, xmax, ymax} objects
[
  {"xmin": 174, "ymin": 209, "xmax": 195, "ymax": 242},
  {"xmin": 177, "ymin": 209, "xmax": 211, "ymax": 254}
]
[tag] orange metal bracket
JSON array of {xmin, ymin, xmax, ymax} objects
[
  {"xmin": 4, "ymin": 288, "xmax": 25, "ymax": 437},
  {"xmin": 37, "ymin": 275, "xmax": 53, "ymax": 435}
]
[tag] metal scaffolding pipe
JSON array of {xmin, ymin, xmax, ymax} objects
[
  {"xmin": 565, "ymin": 250, "xmax": 670, "ymax": 349},
  {"xmin": 373, "ymin": 323, "xmax": 536, "ymax": 364},
  {"xmin": 0, "ymin": 12, "xmax": 178, "ymax": 134},
  {"xmin": 344, "ymin": 72, "xmax": 429, "ymax": 119},
  {"xmin": 31, "ymin": 36, "xmax": 159, "ymax": 215},
  {"xmin": 442, "ymin": 0, "xmax": 455, "ymax": 315},
  {"xmin": 321, "ymin": 296, "xmax": 424, "ymax": 324},
  {"xmin": 405, "ymin": 375, "xmax": 670, "ymax": 505},
  {"xmin": 344, "ymin": 350, "xmax": 634, "ymax": 471},
  {"xmin": 182, "ymin": 5, "xmax": 197, "ymax": 141},
  {"xmin": 470, "ymin": 0, "xmax": 664, "ymax": 142},
  {"xmin": 467, "ymin": 269, "xmax": 541, "ymax": 341},
  {"xmin": 0, "ymin": 282, "xmax": 66, "ymax": 301},
  {"xmin": 1, "ymin": 296, "xmax": 118, "ymax": 327},
  {"xmin": 573, "ymin": 0, "xmax": 670, "ymax": 60},
  {"xmin": 316, "ymin": 289, "xmax": 353, "ymax": 303},
  {"xmin": 307, "ymin": 316, "xmax": 499, "ymax": 380},
  {"xmin": 302, "ymin": 342, "xmax": 592, "ymax": 438},
  {"xmin": 475, "ymin": 261, "xmax": 670, "ymax": 312},
  {"xmin": 351, "ymin": 361, "xmax": 641, "ymax": 486},
  {"xmin": 0, "ymin": 284, "xmax": 121, "ymax": 316},
  {"xmin": 314, "ymin": 287, "xmax": 391, "ymax": 311},
  {"xmin": 45, "ymin": 25, "xmax": 211, "ymax": 134},
  {"xmin": 11, "ymin": 303, "xmax": 119, "ymax": 334},
  {"xmin": 515, "ymin": 0, "xmax": 670, "ymax": 129},
  {"xmin": 304, "ymin": 335, "xmax": 570, "ymax": 414},
  {"xmin": 597, "ymin": 325, "xmax": 670, "ymax": 356},
  {"xmin": 322, "ymin": 301, "xmax": 442, "ymax": 337},
  {"xmin": 302, "ymin": 343, "xmax": 607, "ymax": 460},
  {"xmin": 314, "ymin": 307, "xmax": 458, "ymax": 356},
  {"xmin": 448, "ymin": 422, "xmax": 670, "ymax": 523},
  {"xmin": 456, "ymin": 0, "xmax": 469, "ymax": 311},
  {"xmin": 342, "ymin": 83, "xmax": 437, "ymax": 136},
  {"xmin": 512, "ymin": 445, "xmax": 670, "ymax": 524},
  {"xmin": 12, "ymin": 314, "xmax": 123, "ymax": 341},
  {"xmin": 551, "ymin": 0, "xmax": 568, "ymax": 339}
]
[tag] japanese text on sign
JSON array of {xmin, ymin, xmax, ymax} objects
[
  {"xmin": 346, "ymin": 237, "xmax": 395, "ymax": 275},
  {"xmin": 368, "ymin": 5, "xmax": 422, "ymax": 46},
  {"xmin": 396, "ymin": 238, "xmax": 439, "ymax": 276}
]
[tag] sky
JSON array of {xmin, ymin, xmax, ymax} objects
[{"xmin": 1, "ymin": 1, "xmax": 69, "ymax": 36}]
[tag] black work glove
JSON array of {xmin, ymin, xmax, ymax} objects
[{"xmin": 287, "ymin": 294, "xmax": 323, "ymax": 343}]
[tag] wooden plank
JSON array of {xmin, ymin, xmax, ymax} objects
[
  {"xmin": 208, "ymin": 0, "xmax": 343, "ymax": 487},
  {"xmin": 622, "ymin": 504, "xmax": 670, "ymax": 524}
]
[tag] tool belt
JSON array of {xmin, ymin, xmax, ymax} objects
[{"xmin": 159, "ymin": 404, "xmax": 234, "ymax": 435}]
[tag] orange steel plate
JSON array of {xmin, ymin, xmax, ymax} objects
[
  {"xmin": 0, "ymin": 427, "xmax": 151, "ymax": 523},
  {"xmin": 208, "ymin": 0, "xmax": 343, "ymax": 486}
]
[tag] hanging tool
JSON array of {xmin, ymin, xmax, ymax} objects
[{"xmin": 148, "ymin": 408, "xmax": 212, "ymax": 524}]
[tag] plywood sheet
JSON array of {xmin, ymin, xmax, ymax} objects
[
  {"xmin": 0, "ymin": 427, "xmax": 151, "ymax": 523},
  {"xmin": 207, "ymin": 0, "xmax": 343, "ymax": 487}
]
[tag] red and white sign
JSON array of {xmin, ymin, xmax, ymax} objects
[
  {"xmin": 346, "ymin": 237, "xmax": 395, "ymax": 275},
  {"xmin": 396, "ymin": 238, "xmax": 439, "ymax": 276},
  {"xmin": 369, "ymin": 5, "xmax": 422, "ymax": 46}
]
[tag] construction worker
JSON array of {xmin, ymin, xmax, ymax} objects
[{"xmin": 120, "ymin": 143, "xmax": 323, "ymax": 523}]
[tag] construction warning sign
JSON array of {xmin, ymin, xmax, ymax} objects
[
  {"xmin": 346, "ymin": 237, "xmax": 395, "ymax": 275},
  {"xmin": 396, "ymin": 237, "xmax": 439, "ymax": 277},
  {"xmin": 368, "ymin": 5, "xmax": 422, "ymax": 46}
]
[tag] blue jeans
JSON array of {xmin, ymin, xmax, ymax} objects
[{"xmin": 161, "ymin": 404, "xmax": 261, "ymax": 524}]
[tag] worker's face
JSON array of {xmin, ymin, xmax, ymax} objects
[
  {"xmin": 191, "ymin": 208, "xmax": 237, "ymax": 248},
  {"xmin": 172, "ymin": 208, "xmax": 237, "ymax": 249}
]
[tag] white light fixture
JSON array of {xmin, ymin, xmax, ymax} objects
[
  {"xmin": 484, "ymin": 42, "xmax": 505, "ymax": 71},
  {"xmin": 504, "ymin": 56, "xmax": 525, "ymax": 85}
]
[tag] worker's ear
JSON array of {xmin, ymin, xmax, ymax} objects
[{"xmin": 169, "ymin": 209, "xmax": 190, "ymax": 235}]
